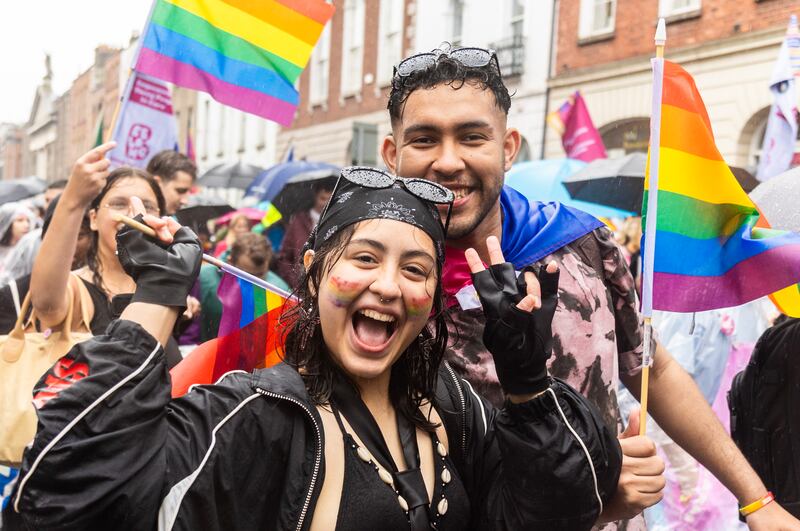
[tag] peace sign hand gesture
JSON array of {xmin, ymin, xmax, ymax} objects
[{"xmin": 465, "ymin": 236, "xmax": 560, "ymax": 397}]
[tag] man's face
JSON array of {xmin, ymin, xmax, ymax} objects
[
  {"xmin": 158, "ymin": 170, "xmax": 194, "ymax": 214},
  {"xmin": 382, "ymin": 82, "xmax": 520, "ymax": 241}
]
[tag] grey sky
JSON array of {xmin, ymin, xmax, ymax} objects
[{"xmin": 0, "ymin": 0, "xmax": 151, "ymax": 124}]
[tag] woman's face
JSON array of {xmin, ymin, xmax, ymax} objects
[
  {"xmin": 10, "ymin": 214, "xmax": 31, "ymax": 243},
  {"xmin": 231, "ymin": 217, "xmax": 250, "ymax": 236},
  {"xmin": 313, "ymin": 219, "xmax": 438, "ymax": 384},
  {"xmin": 89, "ymin": 177, "xmax": 160, "ymax": 257}
]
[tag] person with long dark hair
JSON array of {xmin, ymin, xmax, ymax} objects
[
  {"xmin": 30, "ymin": 143, "xmax": 165, "ymax": 336},
  {"xmin": 6, "ymin": 167, "xmax": 621, "ymax": 530}
]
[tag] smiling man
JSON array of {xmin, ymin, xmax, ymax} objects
[{"xmin": 380, "ymin": 47, "xmax": 800, "ymax": 530}]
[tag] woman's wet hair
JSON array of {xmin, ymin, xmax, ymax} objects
[
  {"xmin": 281, "ymin": 222, "xmax": 448, "ymax": 432},
  {"xmin": 86, "ymin": 167, "xmax": 166, "ymax": 290},
  {"xmin": 387, "ymin": 44, "xmax": 512, "ymax": 125}
]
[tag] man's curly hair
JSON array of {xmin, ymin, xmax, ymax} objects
[{"xmin": 387, "ymin": 45, "xmax": 511, "ymax": 125}]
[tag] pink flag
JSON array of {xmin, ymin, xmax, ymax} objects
[
  {"xmin": 547, "ymin": 91, "xmax": 607, "ymax": 162},
  {"xmin": 108, "ymin": 72, "xmax": 178, "ymax": 169}
]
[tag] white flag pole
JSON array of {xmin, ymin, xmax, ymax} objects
[{"xmin": 639, "ymin": 17, "xmax": 667, "ymax": 436}]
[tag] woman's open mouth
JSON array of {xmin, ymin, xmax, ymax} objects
[{"xmin": 350, "ymin": 308, "xmax": 398, "ymax": 353}]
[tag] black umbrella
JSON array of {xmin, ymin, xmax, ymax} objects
[
  {"xmin": 563, "ymin": 153, "xmax": 760, "ymax": 214},
  {"xmin": 175, "ymin": 203, "xmax": 235, "ymax": 228},
  {"xmin": 0, "ymin": 176, "xmax": 46, "ymax": 204},
  {"xmin": 272, "ymin": 168, "xmax": 339, "ymax": 217},
  {"xmin": 197, "ymin": 161, "xmax": 265, "ymax": 190},
  {"xmin": 562, "ymin": 153, "xmax": 646, "ymax": 213},
  {"xmin": 750, "ymin": 166, "xmax": 800, "ymax": 232}
]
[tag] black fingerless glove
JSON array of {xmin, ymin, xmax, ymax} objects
[
  {"xmin": 116, "ymin": 215, "xmax": 202, "ymax": 310},
  {"xmin": 471, "ymin": 263, "xmax": 560, "ymax": 396}
]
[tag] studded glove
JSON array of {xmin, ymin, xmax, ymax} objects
[
  {"xmin": 471, "ymin": 263, "xmax": 560, "ymax": 396},
  {"xmin": 116, "ymin": 215, "xmax": 202, "ymax": 311}
]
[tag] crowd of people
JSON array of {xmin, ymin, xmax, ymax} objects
[{"xmin": 0, "ymin": 44, "xmax": 799, "ymax": 530}]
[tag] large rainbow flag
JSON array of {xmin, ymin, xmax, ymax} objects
[
  {"xmin": 135, "ymin": 0, "xmax": 335, "ymax": 126},
  {"xmin": 170, "ymin": 272, "xmax": 295, "ymax": 397},
  {"xmin": 642, "ymin": 59, "xmax": 800, "ymax": 317}
]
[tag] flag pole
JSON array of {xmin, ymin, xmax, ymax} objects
[
  {"xmin": 105, "ymin": 0, "xmax": 158, "ymax": 144},
  {"xmin": 111, "ymin": 213, "xmax": 296, "ymax": 299},
  {"xmin": 639, "ymin": 18, "xmax": 667, "ymax": 436}
]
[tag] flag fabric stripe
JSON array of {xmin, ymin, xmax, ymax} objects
[
  {"xmin": 660, "ymin": 62, "xmax": 714, "ymax": 131},
  {"xmin": 644, "ymin": 191, "xmax": 756, "ymax": 239},
  {"xmin": 151, "ymin": 0, "xmax": 303, "ymax": 83},
  {"xmin": 144, "ymin": 23, "xmax": 299, "ymax": 103},
  {"xmin": 646, "ymin": 148, "xmax": 752, "ymax": 206},
  {"xmin": 643, "ymin": 59, "xmax": 800, "ymax": 315},
  {"xmin": 273, "ymin": 0, "xmax": 334, "ymax": 24},
  {"xmin": 770, "ymin": 283, "xmax": 800, "ymax": 316},
  {"xmin": 239, "ymin": 279, "xmax": 255, "ymax": 328},
  {"xmin": 164, "ymin": 0, "xmax": 313, "ymax": 67},
  {"xmin": 254, "ymin": 287, "xmax": 267, "ymax": 319},
  {"xmin": 219, "ymin": 0, "xmax": 324, "ymax": 45},
  {"xmin": 653, "ymin": 244, "xmax": 800, "ymax": 311},
  {"xmin": 655, "ymin": 228, "xmax": 800, "ymax": 276},
  {"xmin": 659, "ymin": 104, "xmax": 723, "ymax": 162},
  {"xmin": 137, "ymin": 48, "xmax": 297, "ymax": 125}
]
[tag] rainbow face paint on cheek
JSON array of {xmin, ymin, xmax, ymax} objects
[
  {"xmin": 405, "ymin": 295, "xmax": 433, "ymax": 317},
  {"xmin": 327, "ymin": 276, "xmax": 364, "ymax": 307}
]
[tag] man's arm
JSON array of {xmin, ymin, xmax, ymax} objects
[{"xmin": 621, "ymin": 343, "xmax": 800, "ymax": 530}]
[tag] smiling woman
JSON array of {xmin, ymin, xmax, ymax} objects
[{"xmin": 7, "ymin": 167, "xmax": 622, "ymax": 531}]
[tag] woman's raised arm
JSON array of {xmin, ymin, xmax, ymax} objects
[{"xmin": 30, "ymin": 142, "xmax": 116, "ymax": 328}]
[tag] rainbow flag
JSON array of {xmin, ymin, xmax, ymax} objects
[
  {"xmin": 642, "ymin": 59, "xmax": 800, "ymax": 316},
  {"xmin": 170, "ymin": 272, "xmax": 295, "ymax": 397},
  {"xmin": 136, "ymin": 0, "xmax": 335, "ymax": 126}
]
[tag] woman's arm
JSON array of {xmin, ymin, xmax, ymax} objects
[{"xmin": 31, "ymin": 143, "xmax": 116, "ymax": 328}]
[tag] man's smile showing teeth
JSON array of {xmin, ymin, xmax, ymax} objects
[
  {"xmin": 452, "ymin": 189, "xmax": 469, "ymax": 200},
  {"xmin": 358, "ymin": 308, "xmax": 396, "ymax": 322}
]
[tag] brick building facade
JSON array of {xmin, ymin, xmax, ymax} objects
[{"xmin": 545, "ymin": 0, "xmax": 800, "ymax": 170}]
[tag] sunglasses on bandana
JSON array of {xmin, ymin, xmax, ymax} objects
[
  {"xmin": 393, "ymin": 47, "xmax": 500, "ymax": 80},
  {"xmin": 321, "ymin": 166, "xmax": 455, "ymax": 236}
]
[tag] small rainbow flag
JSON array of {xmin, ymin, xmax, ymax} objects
[
  {"xmin": 136, "ymin": 0, "xmax": 335, "ymax": 126},
  {"xmin": 642, "ymin": 59, "xmax": 800, "ymax": 316},
  {"xmin": 170, "ymin": 272, "xmax": 295, "ymax": 397}
]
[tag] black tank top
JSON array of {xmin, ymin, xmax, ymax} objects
[{"xmin": 332, "ymin": 407, "xmax": 470, "ymax": 530}]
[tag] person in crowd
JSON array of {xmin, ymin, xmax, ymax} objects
[
  {"xmin": 379, "ymin": 45, "xmax": 800, "ymax": 529},
  {"xmin": 199, "ymin": 232, "xmax": 289, "ymax": 342},
  {"xmin": 212, "ymin": 213, "xmax": 254, "ymax": 258},
  {"xmin": 275, "ymin": 178, "xmax": 335, "ymax": 286},
  {"xmin": 0, "ymin": 196, "xmax": 91, "ymax": 333},
  {"xmin": 5, "ymin": 168, "xmax": 622, "ymax": 530},
  {"xmin": 0, "ymin": 203, "xmax": 36, "ymax": 278},
  {"xmin": 615, "ymin": 216, "xmax": 642, "ymax": 292},
  {"xmin": 146, "ymin": 150, "xmax": 197, "ymax": 215},
  {"xmin": 43, "ymin": 179, "xmax": 67, "ymax": 211},
  {"xmin": 29, "ymin": 142, "xmax": 182, "ymax": 367}
]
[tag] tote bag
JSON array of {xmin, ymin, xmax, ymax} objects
[{"xmin": 0, "ymin": 274, "xmax": 93, "ymax": 466}]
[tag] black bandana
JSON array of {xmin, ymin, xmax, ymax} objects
[{"xmin": 312, "ymin": 179, "xmax": 447, "ymax": 263}]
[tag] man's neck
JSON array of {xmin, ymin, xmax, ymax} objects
[{"xmin": 447, "ymin": 201, "xmax": 503, "ymax": 265}]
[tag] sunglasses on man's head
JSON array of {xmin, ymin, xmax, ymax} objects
[
  {"xmin": 321, "ymin": 166, "xmax": 454, "ymax": 235},
  {"xmin": 393, "ymin": 47, "xmax": 500, "ymax": 79}
]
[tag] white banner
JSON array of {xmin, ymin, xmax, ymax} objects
[
  {"xmin": 756, "ymin": 26, "xmax": 799, "ymax": 181},
  {"xmin": 109, "ymin": 72, "xmax": 178, "ymax": 169}
]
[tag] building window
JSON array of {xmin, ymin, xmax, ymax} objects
[
  {"xmin": 310, "ymin": 21, "xmax": 331, "ymax": 104},
  {"xmin": 578, "ymin": 0, "xmax": 616, "ymax": 39},
  {"xmin": 510, "ymin": 0, "xmax": 524, "ymax": 39},
  {"xmin": 451, "ymin": 0, "xmax": 464, "ymax": 47},
  {"xmin": 659, "ymin": 0, "xmax": 701, "ymax": 18},
  {"xmin": 377, "ymin": 0, "xmax": 404, "ymax": 86},
  {"xmin": 238, "ymin": 113, "xmax": 246, "ymax": 153},
  {"xmin": 217, "ymin": 106, "xmax": 225, "ymax": 157},
  {"xmin": 202, "ymin": 100, "xmax": 210, "ymax": 159},
  {"xmin": 341, "ymin": 0, "xmax": 365, "ymax": 96}
]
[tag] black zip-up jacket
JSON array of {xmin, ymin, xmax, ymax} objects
[{"xmin": 4, "ymin": 320, "xmax": 621, "ymax": 530}]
